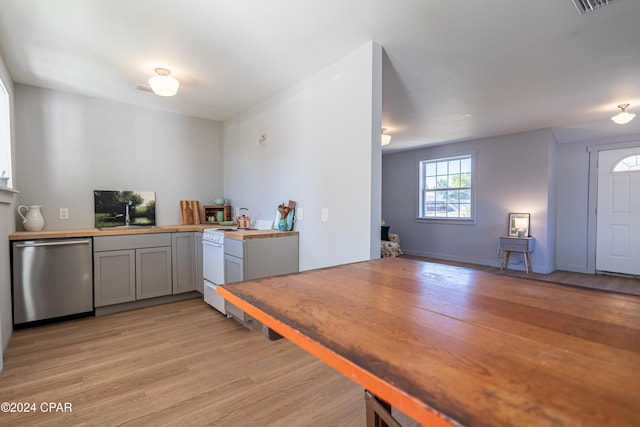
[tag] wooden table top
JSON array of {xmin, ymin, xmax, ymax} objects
[{"xmin": 218, "ymin": 257, "xmax": 640, "ymax": 427}]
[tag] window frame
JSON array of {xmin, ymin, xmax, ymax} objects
[
  {"xmin": 0, "ymin": 76, "xmax": 11, "ymax": 191},
  {"xmin": 416, "ymin": 152, "xmax": 476, "ymax": 223}
]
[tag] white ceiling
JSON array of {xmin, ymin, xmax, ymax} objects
[{"xmin": 1, "ymin": 0, "xmax": 639, "ymax": 152}]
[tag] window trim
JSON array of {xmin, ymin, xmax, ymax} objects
[
  {"xmin": 0, "ymin": 76, "xmax": 12, "ymax": 191},
  {"xmin": 416, "ymin": 151, "xmax": 477, "ymax": 224}
]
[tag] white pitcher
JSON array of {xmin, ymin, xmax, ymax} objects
[{"xmin": 18, "ymin": 205, "xmax": 45, "ymax": 231}]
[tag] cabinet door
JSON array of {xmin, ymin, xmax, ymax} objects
[
  {"xmin": 136, "ymin": 247, "xmax": 172, "ymax": 300},
  {"xmin": 195, "ymin": 232, "xmax": 203, "ymax": 293},
  {"xmin": 94, "ymin": 250, "xmax": 136, "ymax": 307},
  {"xmin": 224, "ymin": 254, "xmax": 245, "ymax": 284},
  {"xmin": 172, "ymin": 233, "xmax": 197, "ymax": 294}
]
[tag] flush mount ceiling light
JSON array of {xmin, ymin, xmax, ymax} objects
[
  {"xmin": 148, "ymin": 68, "xmax": 179, "ymax": 96},
  {"xmin": 611, "ymin": 104, "xmax": 636, "ymax": 125},
  {"xmin": 381, "ymin": 128, "xmax": 391, "ymax": 146}
]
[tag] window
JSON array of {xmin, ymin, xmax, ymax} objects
[
  {"xmin": 613, "ymin": 155, "xmax": 640, "ymax": 172},
  {"xmin": 419, "ymin": 155, "xmax": 472, "ymax": 219},
  {"xmin": 0, "ymin": 77, "xmax": 11, "ymax": 188}
]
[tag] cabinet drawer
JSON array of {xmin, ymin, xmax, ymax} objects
[
  {"xmin": 94, "ymin": 233, "xmax": 171, "ymax": 251},
  {"xmin": 499, "ymin": 237, "xmax": 534, "ymax": 251},
  {"xmin": 224, "ymin": 238, "xmax": 245, "ymax": 258}
]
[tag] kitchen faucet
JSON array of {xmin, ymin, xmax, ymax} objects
[{"xmin": 125, "ymin": 201, "xmax": 132, "ymax": 226}]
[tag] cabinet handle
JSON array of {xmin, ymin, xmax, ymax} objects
[{"xmin": 15, "ymin": 239, "xmax": 92, "ymax": 248}]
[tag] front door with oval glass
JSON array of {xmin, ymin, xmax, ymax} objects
[{"xmin": 596, "ymin": 147, "xmax": 640, "ymax": 275}]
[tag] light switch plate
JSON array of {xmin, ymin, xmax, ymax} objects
[{"xmin": 321, "ymin": 208, "xmax": 328, "ymax": 222}]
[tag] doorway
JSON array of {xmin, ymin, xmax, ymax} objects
[{"xmin": 596, "ymin": 147, "xmax": 640, "ymax": 276}]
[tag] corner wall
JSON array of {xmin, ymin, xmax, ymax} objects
[{"xmin": 223, "ymin": 42, "xmax": 383, "ymax": 271}]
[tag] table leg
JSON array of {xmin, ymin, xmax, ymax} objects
[
  {"xmin": 365, "ymin": 390, "xmax": 402, "ymax": 427},
  {"xmin": 523, "ymin": 252, "xmax": 531, "ymax": 274},
  {"xmin": 262, "ymin": 325, "xmax": 283, "ymax": 341},
  {"xmin": 501, "ymin": 250, "xmax": 511, "ymax": 270}
]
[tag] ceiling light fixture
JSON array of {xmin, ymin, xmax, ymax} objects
[
  {"xmin": 611, "ymin": 103, "xmax": 636, "ymax": 125},
  {"xmin": 381, "ymin": 128, "xmax": 391, "ymax": 146},
  {"xmin": 148, "ymin": 68, "xmax": 179, "ymax": 97}
]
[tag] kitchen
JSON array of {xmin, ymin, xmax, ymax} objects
[
  {"xmin": 11, "ymin": 194, "xmax": 299, "ymax": 329},
  {"xmin": 0, "ymin": 41, "xmax": 380, "ymax": 377},
  {"xmin": 0, "ymin": 56, "xmax": 380, "ymax": 422}
]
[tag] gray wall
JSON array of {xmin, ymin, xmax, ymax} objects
[
  {"xmin": 223, "ymin": 42, "xmax": 382, "ymax": 271},
  {"xmin": 382, "ymin": 129, "xmax": 556, "ymax": 273},
  {"xmin": 13, "ymin": 85, "xmax": 223, "ymax": 229},
  {"xmin": 0, "ymin": 52, "xmax": 15, "ymax": 370},
  {"xmin": 555, "ymin": 133, "xmax": 640, "ymax": 273}
]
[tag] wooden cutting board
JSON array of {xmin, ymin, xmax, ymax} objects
[{"xmin": 180, "ymin": 200, "xmax": 201, "ymax": 225}]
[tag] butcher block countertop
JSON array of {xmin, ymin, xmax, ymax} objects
[
  {"xmin": 9, "ymin": 226, "xmax": 298, "ymax": 241},
  {"xmin": 224, "ymin": 229, "xmax": 299, "ymax": 240}
]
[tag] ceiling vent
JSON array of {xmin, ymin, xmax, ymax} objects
[{"xmin": 571, "ymin": 0, "xmax": 618, "ymax": 15}]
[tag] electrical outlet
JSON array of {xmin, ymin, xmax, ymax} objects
[
  {"xmin": 59, "ymin": 208, "xmax": 69, "ymax": 220},
  {"xmin": 321, "ymin": 208, "xmax": 329, "ymax": 222},
  {"xmin": 297, "ymin": 207, "xmax": 303, "ymax": 220}
]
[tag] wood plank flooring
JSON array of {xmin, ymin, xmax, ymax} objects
[
  {"xmin": 0, "ymin": 298, "xmax": 419, "ymax": 427},
  {"xmin": 403, "ymin": 255, "xmax": 640, "ymax": 296},
  {"xmin": 3, "ymin": 259, "xmax": 636, "ymax": 426}
]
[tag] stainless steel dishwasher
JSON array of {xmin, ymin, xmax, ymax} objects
[{"xmin": 12, "ymin": 238, "xmax": 94, "ymax": 327}]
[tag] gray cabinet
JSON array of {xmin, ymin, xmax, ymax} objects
[
  {"xmin": 137, "ymin": 246, "xmax": 172, "ymax": 299},
  {"xmin": 172, "ymin": 232, "xmax": 197, "ymax": 294},
  {"xmin": 94, "ymin": 249, "xmax": 136, "ymax": 306},
  {"xmin": 94, "ymin": 234, "xmax": 172, "ymax": 307},
  {"xmin": 224, "ymin": 235, "xmax": 299, "ymax": 326}
]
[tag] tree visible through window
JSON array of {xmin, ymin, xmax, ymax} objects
[{"xmin": 419, "ymin": 155, "xmax": 472, "ymax": 219}]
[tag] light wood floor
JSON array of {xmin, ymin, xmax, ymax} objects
[
  {"xmin": 403, "ymin": 255, "xmax": 640, "ymax": 296},
  {"xmin": 0, "ymin": 298, "xmax": 419, "ymax": 427},
  {"xmin": 3, "ymin": 259, "xmax": 637, "ymax": 426}
]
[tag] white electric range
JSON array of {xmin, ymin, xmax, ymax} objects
[
  {"xmin": 202, "ymin": 220, "xmax": 273, "ymax": 315},
  {"xmin": 202, "ymin": 229, "xmax": 226, "ymax": 314}
]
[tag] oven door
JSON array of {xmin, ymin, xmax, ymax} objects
[{"xmin": 203, "ymin": 239, "xmax": 224, "ymax": 285}]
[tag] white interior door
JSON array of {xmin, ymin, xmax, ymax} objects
[{"xmin": 596, "ymin": 147, "xmax": 640, "ymax": 275}]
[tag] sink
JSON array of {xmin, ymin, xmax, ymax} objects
[{"xmin": 99, "ymin": 225, "xmax": 157, "ymax": 231}]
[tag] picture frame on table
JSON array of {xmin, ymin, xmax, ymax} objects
[{"xmin": 508, "ymin": 213, "xmax": 530, "ymax": 237}]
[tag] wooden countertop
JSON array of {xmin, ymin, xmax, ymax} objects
[
  {"xmin": 9, "ymin": 226, "xmax": 299, "ymax": 241},
  {"xmin": 218, "ymin": 258, "xmax": 640, "ymax": 427},
  {"xmin": 9, "ymin": 224, "xmax": 222, "ymax": 240},
  {"xmin": 224, "ymin": 229, "xmax": 299, "ymax": 240}
]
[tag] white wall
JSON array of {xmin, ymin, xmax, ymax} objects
[
  {"xmin": 0, "ymin": 52, "xmax": 16, "ymax": 370},
  {"xmin": 382, "ymin": 129, "xmax": 556, "ymax": 273},
  {"xmin": 14, "ymin": 85, "xmax": 223, "ymax": 229},
  {"xmin": 0, "ymin": 51, "xmax": 15, "ymax": 372},
  {"xmin": 555, "ymin": 139, "xmax": 591, "ymax": 272},
  {"xmin": 223, "ymin": 42, "xmax": 382, "ymax": 271}
]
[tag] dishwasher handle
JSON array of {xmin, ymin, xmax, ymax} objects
[{"xmin": 15, "ymin": 239, "xmax": 92, "ymax": 248}]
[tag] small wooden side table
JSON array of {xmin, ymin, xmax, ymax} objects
[{"xmin": 499, "ymin": 236, "xmax": 535, "ymax": 273}]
